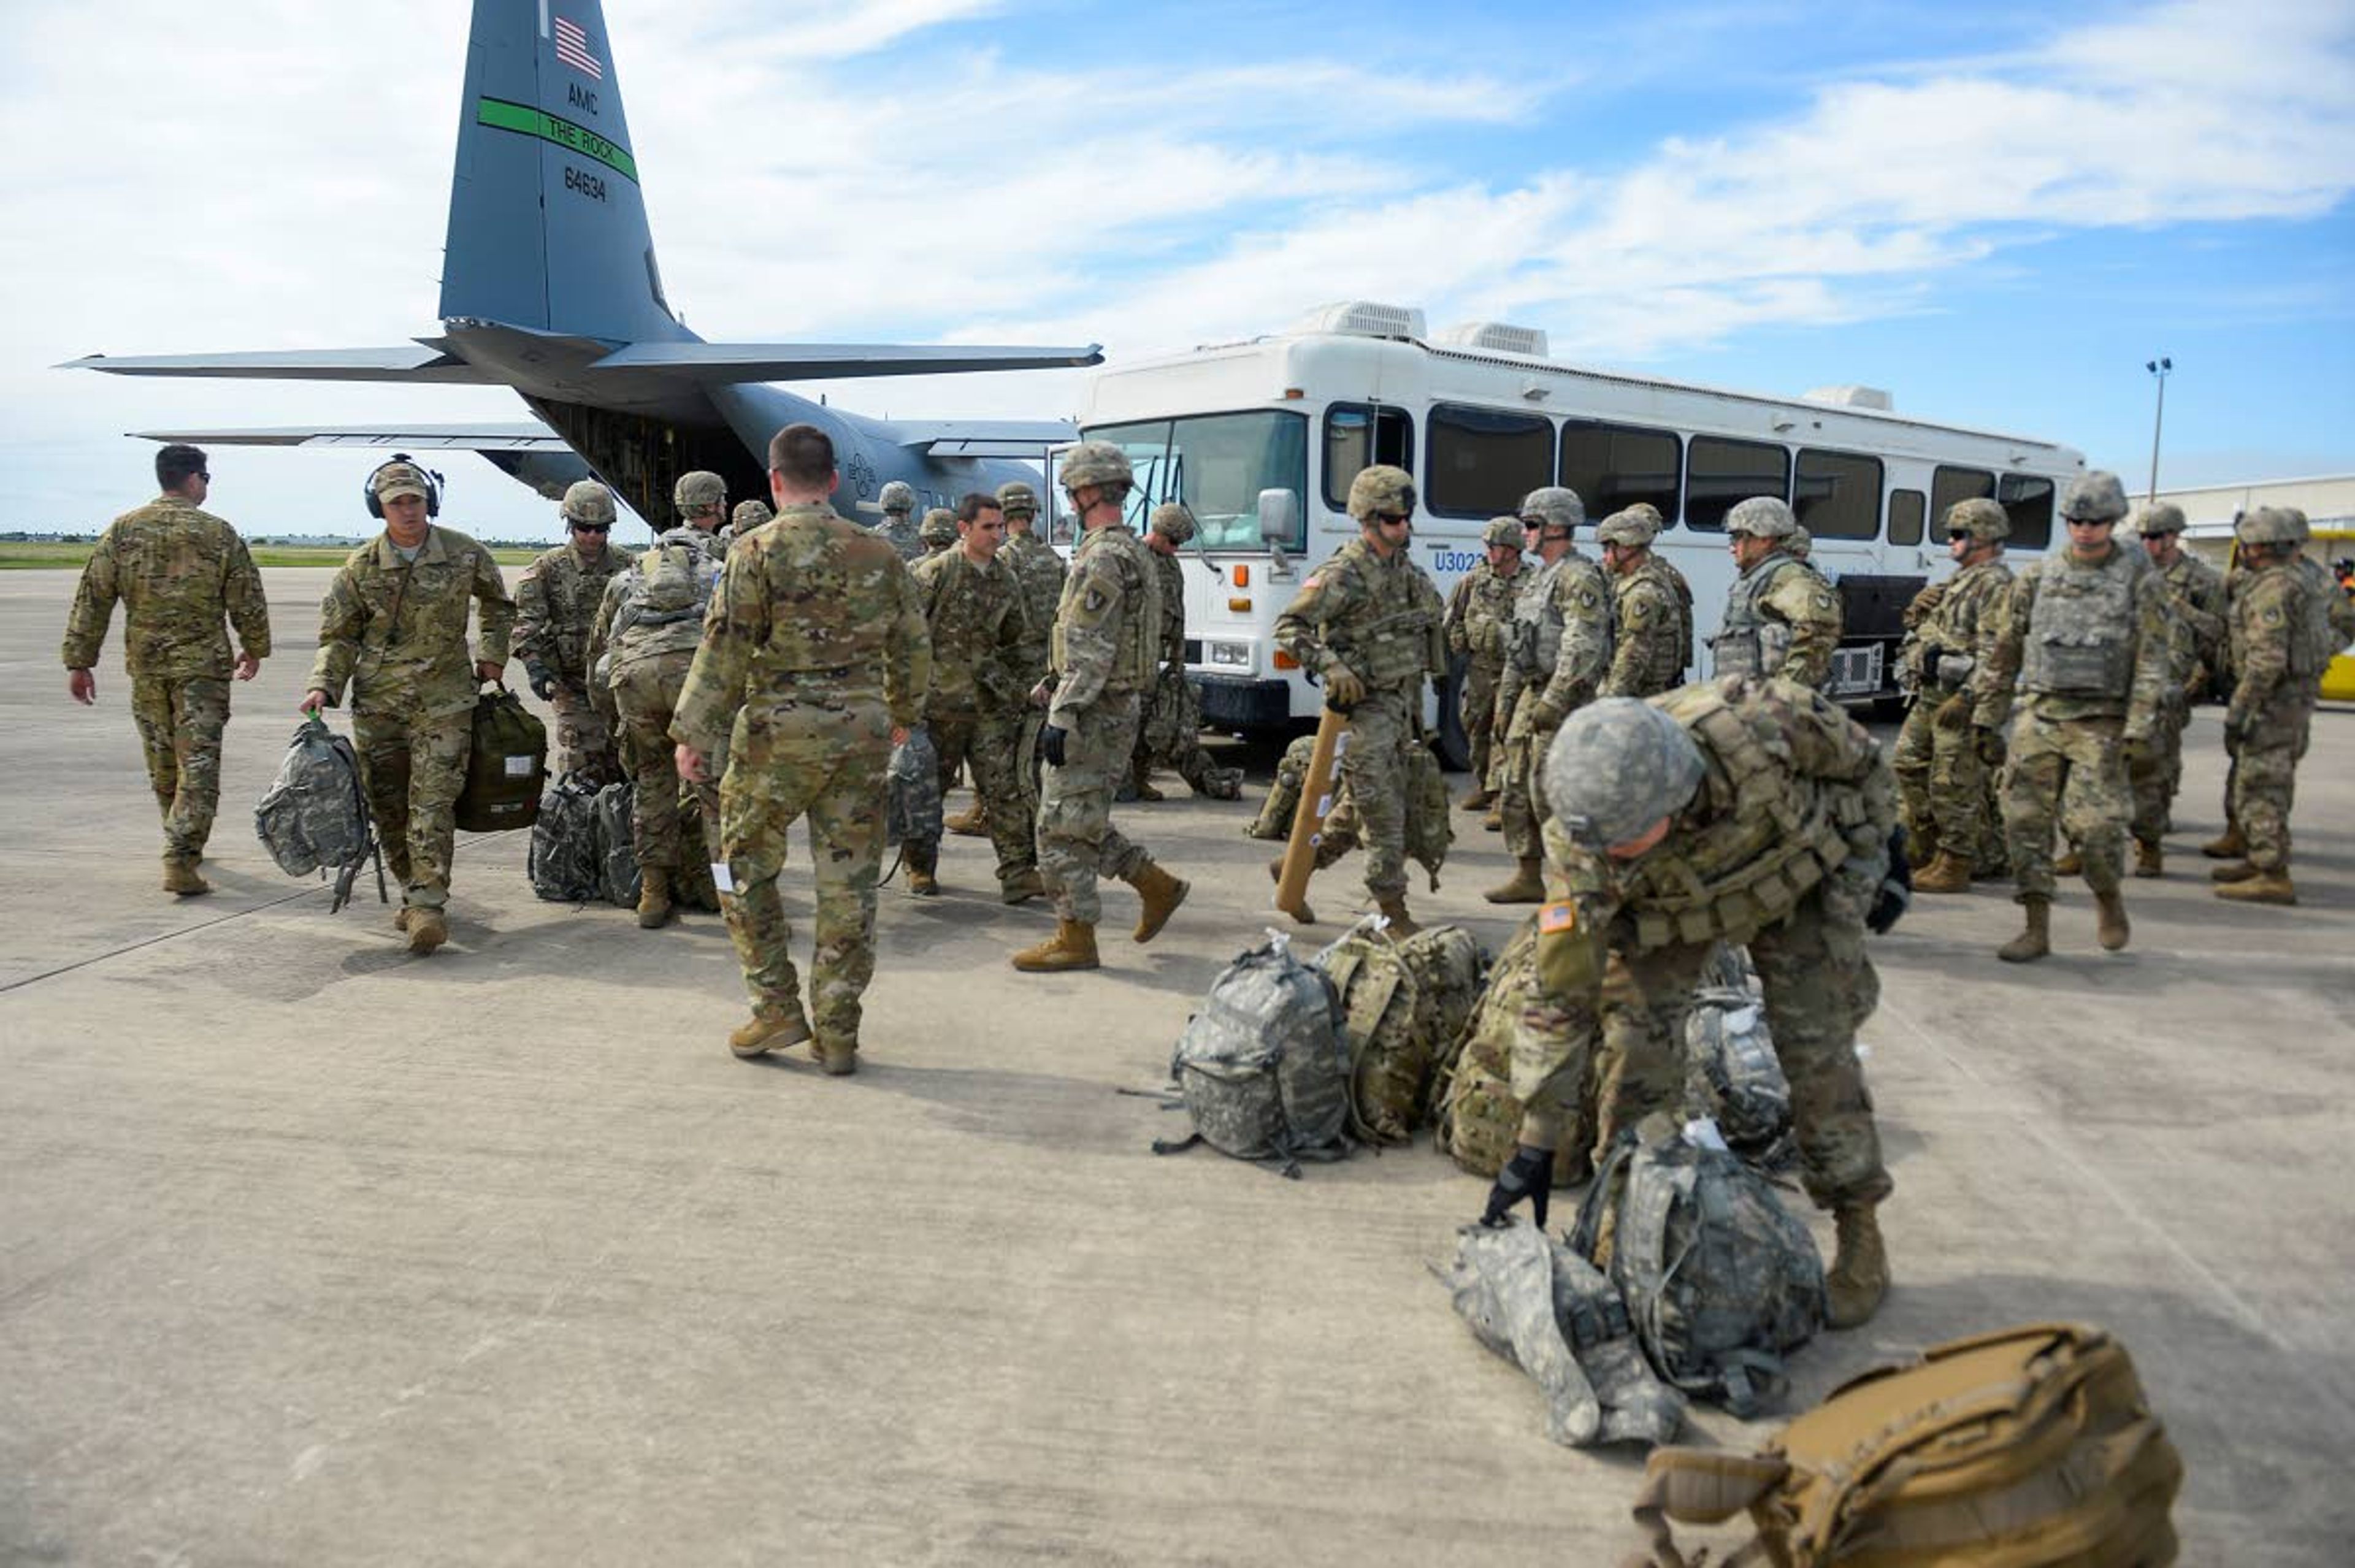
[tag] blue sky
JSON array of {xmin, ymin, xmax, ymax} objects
[{"xmin": 1, "ymin": 0, "xmax": 2348, "ymax": 541}]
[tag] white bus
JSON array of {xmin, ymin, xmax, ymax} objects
[{"xmin": 1059, "ymin": 302, "xmax": 2086, "ymax": 767}]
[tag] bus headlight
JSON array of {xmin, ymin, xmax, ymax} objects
[{"xmin": 1208, "ymin": 640, "xmax": 1252, "ymax": 669}]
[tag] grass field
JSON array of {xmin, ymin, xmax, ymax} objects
[{"xmin": 1, "ymin": 542, "xmax": 542, "ymax": 570}]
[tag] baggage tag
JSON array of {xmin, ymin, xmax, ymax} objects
[
  {"xmin": 504, "ymin": 754, "xmax": 535, "ymax": 778},
  {"xmin": 711, "ymin": 862, "xmax": 737, "ymax": 894}
]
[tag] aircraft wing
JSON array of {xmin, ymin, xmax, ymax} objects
[
  {"xmin": 583, "ymin": 342, "xmax": 1103, "ymax": 383},
  {"xmin": 888, "ymin": 419, "xmax": 1079, "ymax": 459},
  {"xmin": 123, "ymin": 421, "xmax": 568, "ymax": 451},
  {"xmin": 61, "ymin": 343, "xmax": 495, "ymax": 384}
]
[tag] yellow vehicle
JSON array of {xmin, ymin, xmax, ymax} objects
[{"xmin": 2320, "ymin": 526, "xmax": 2355, "ymax": 702}]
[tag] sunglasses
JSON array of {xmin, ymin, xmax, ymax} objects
[
  {"xmin": 1373, "ymin": 511, "xmax": 1412, "ymax": 525},
  {"xmin": 572, "ymin": 522, "xmax": 611, "ymax": 534}
]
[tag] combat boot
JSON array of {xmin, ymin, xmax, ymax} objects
[
  {"xmin": 2132, "ymin": 838, "xmax": 2164, "ymax": 879},
  {"xmin": 2053, "ymin": 847, "xmax": 2083, "ymax": 877},
  {"xmin": 1484, "ymin": 857, "xmax": 1545, "ymax": 904},
  {"xmin": 944, "ymin": 803, "xmax": 989, "ymax": 838},
  {"xmin": 2093, "ymin": 889, "xmax": 2131, "ymax": 952},
  {"xmin": 161, "ymin": 858, "xmax": 212, "ymax": 897},
  {"xmin": 1000, "ymin": 869, "xmax": 1047, "ymax": 906},
  {"xmin": 1375, "ymin": 894, "xmax": 1420, "ymax": 938},
  {"xmin": 1127, "ymin": 861, "xmax": 1190, "ymax": 943},
  {"xmin": 406, "ymin": 908, "xmax": 448, "ymax": 957},
  {"xmin": 729, "ymin": 1004, "xmax": 811, "ymax": 1060},
  {"xmin": 1997, "ymin": 897, "xmax": 2050, "ymax": 963},
  {"xmin": 1481, "ymin": 808, "xmax": 1504, "ymax": 833},
  {"xmin": 636, "ymin": 866, "xmax": 675, "ymax": 928},
  {"xmin": 1458, "ymin": 786, "xmax": 1496, "ymax": 813},
  {"xmin": 2216, "ymin": 870, "xmax": 2297, "ymax": 906},
  {"xmin": 1911, "ymin": 849, "xmax": 1972, "ymax": 894},
  {"xmin": 392, "ymin": 904, "xmax": 414, "ymax": 933},
  {"xmin": 907, "ymin": 868, "xmax": 940, "ymax": 897},
  {"xmin": 1133, "ymin": 778, "xmax": 1165, "ymax": 803},
  {"xmin": 814, "ymin": 1038, "xmax": 859, "ymax": 1076},
  {"xmin": 1011, "ymin": 918, "xmax": 1100, "ymax": 972},
  {"xmin": 2201, "ymin": 824, "xmax": 2246, "ymax": 860},
  {"xmin": 1826, "ymin": 1203, "xmax": 1890, "ymax": 1329},
  {"xmin": 2210, "ymin": 859, "xmax": 2259, "ymax": 884}
]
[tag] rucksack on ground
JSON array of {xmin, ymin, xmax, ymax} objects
[
  {"xmin": 1246, "ymin": 732, "xmax": 1319, "ymax": 841},
  {"xmin": 454, "ymin": 685, "xmax": 546, "ymax": 833},
  {"xmin": 256, "ymin": 716, "xmax": 383, "ymax": 912},
  {"xmin": 527, "ymin": 773, "xmax": 604, "ymax": 903},
  {"xmin": 1571, "ymin": 1114, "xmax": 1826, "ymax": 1417},
  {"xmin": 886, "ymin": 726, "xmax": 942, "ymax": 849},
  {"xmin": 1432, "ymin": 916, "xmax": 1590, "ymax": 1180},
  {"xmin": 1620, "ymin": 1321, "xmax": 2182, "ymax": 1568},
  {"xmin": 1154, "ymin": 935, "xmax": 1352, "ymax": 1177},
  {"xmin": 672, "ymin": 790, "xmax": 722, "ymax": 912},
  {"xmin": 1315, "ymin": 918, "xmax": 1487, "ymax": 1145},
  {"xmin": 596, "ymin": 781, "xmax": 640, "ymax": 907}
]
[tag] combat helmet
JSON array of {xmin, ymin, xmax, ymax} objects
[
  {"xmin": 1597, "ymin": 504, "xmax": 1663, "ymax": 547},
  {"xmin": 1482, "ymin": 514, "xmax": 1525, "ymax": 548},
  {"xmin": 1724, "ymin": 497, "xmax": 1797, "ymax": 538},
  {"xmin": 561, "ymin": 481, "xmax": 618, "ymax": 529},
  {"xmin": 2059, "ymin": 471, "xmax": 2129, "ymax": 523},
  {"xmin": 1060, "ymin": 442, "xmax": 1134, "ymax": 494},
  {"xmin": 2133, "ymin": 502, "xmax": 2186, "ymax": 537},
  {"xmin": 1542, "ymin": 698, "xmax": 1707, "ymax": 852},
  {"xmin": 1519, "ymin": 485, "xmax": 1585, "ymax": 533},
  {"xmin": 919, "ymin": 507, "xmax": 958, "ymax": 548},
  {"xmin": 2235, "ymin": 507, "xmax": 2301, "ymax": 546},
  {"xmin": 732, "ymin": 500, "xmax": 773, "ymax": 532},
  {"xmin": 1150, "ymin": 502, "xmax": 1197, "ymax": 543},
  {"xmin": 1945, "ymin": 497, "xmax": 2010, "ymax": 541},
  {"xmin": 878, "ymin": 480, "xmax": 916, "ymax": 516},
  {"xmin": 674, "ymin": 470, "xmax": 727, "ymax": 517},
  {"xmin": 1347, "ymin": 465, "xmax": 1417, "ymax": 522},
  {"xmin": 997, "ymin": 480, "xmax": 1040, "ymax": 519}
]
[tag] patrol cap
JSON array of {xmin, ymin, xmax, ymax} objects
[
  {"xmin": 1945, "ymin": 497, "xmax": 2009, "ymax": 541},
  {"xmin": 1518, "ymin": 486, "xmax": 1585, "ymax": 532},
  {"xmin": 732, "ymin": 499, "xmax": 773, "ymax": 532},
  {"xmin": 1060, "ymin": 442, "xmax": 1134, "ymax": 491},
  {"xmin": 372, "ymin": 461, "xmax": 431, "ymax": 502},
  {"xmin": 2060, "ymin": 470, "xmax": 2129, "ymax": 523},
  {"xmin": 561, "ymin": 481, "xmax": 618, "ymax": 527},
  {"xmin": 1149, "ymin": 502, "xmax": 1197, "ymax": 543},
  {"xmin": 1347, "ymin": 465, "xmax": 1416, "ymax": 522},
  {"xmin": 997, "ymin": 480, "xmax": 1040, "ymax": 517},
  {"xmin": 1724, "ymin": 496, "xmax": 1796, "ymax": 538},
  {"xmin": 879, "ymin": 480, "xmax": 917, "ymax": 514},
  {"xmin": 2133, "ymin": 502, "xmax": 2186, "ymax": 537},
  {"xmin": 674, "ymin": 470, "xmax": 727, "ymax": 513},
  {"xmin": 1542, "ymin": 698, "xmax": 1707, "ymax": 852},
  {"xmin": 1482, "ymin": 514, "xmax": 1526, "ymax": 548},
  {"xmin": 1596, "ymin": 505, "xmax": 1661, "ymax": 547},
  {"xmin": 2235, "ymin": 506, "xmax": 2300, "ymax": 546},
  {"xmin": 919, "ymin": 507, "xmax": 958, "ymax": 546}
]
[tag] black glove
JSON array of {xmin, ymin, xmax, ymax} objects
[
  {"xmin": 1868, "ymin": 825, "xmax": 1912, "ymax": 935},
  {"xmin": 1040, "ymin": 724, "xmax": 1069, "ymax": 768},
  {"xmin": 1480, "ymin": 1144, "xmax": 1554, "ymax": 1230},
  {"xmin": 1920, "ymin": 646, "xmax": 1943, "ymax": 684},
  {"xmin": 526, "ymin": 662, "xmax": 556, "ymax": 702}
]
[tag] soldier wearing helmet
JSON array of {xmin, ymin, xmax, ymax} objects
[
  {"xmin": 726, "ymin": 499, "xmax": 773, "ymax": 543},
  {"xmin": 1476, "ymin": 681, "xmax": 1904, "ymax": 1329},
  {"xmin": 2123, "ymin": 500, "xmax": 2226, "ymax": 877},
  {"xmin": 1270, "ymin": 465, "xmax": 1448, "ymax": 933},
  {"xmin": 1127, "ymin": 502, "xmax": 1245, "ymax": 805},
  {"xmin": 1970, "ymin": 470, "xmax": 2169, "ymax": 961},
  {"xmin": 947, "ymin": 477, "xmax": 1064, "ymax": 842},
  {"xmin": 1009, "ymin": 442, "xmax": 1191, "ymax": 972},
  {"xmin": 1596, "ymin": 503, "xmax": 1693, "ymax": 700},
  {"xmin": 514, "ymin": 480, "xmax": 635, "ymax": 785},
  {"xmin": 918, "ymin": 507, "xmax": 959, "ymax": 555},
  {"xmin": 2207, "ymin": 507, "xmax": 2333, "ymax": 906},
  {"xmin": 1710, "ymin": 495, "xmax": 1843, "ymax": 688},
  {"xmin": 1441, "ymin": 514, "xmax": 1528, "ymax": 811},
  {"xmin": 873, "ymin": 479, "xmax": 923, "ymax": 562},
  {"xmin": 1486, "ymin": 484, "xmax": 1614, "ymax": 904},
  {"xmin": 1891, "ymin": 497, "xmax": 2015, "ymax": 894}
]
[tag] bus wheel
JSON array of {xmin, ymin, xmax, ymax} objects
[{"xmin": 1434, "ymin": 656, "xmax": 1472, "ymax": 773}]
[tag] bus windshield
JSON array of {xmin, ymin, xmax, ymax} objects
[{"xmin": 1081, "ymin": 411, "xmax": 1309, "ymax": 551}]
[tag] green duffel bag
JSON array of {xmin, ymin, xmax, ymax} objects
[{"xmin": 454, "ymin": 683, "xmax": 548, "ymax": 833}]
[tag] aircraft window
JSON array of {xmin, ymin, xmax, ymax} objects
[
  {"xmin": 1685, "ymin": 436, "xmax": 1792, "ymax": 532},
  {"xmin": 1324, "ymin": 405, "xmax": 1415, "ymax": 510},
  {"xmin": 1428, "ymin": 403, "xmax": 1552, "ymax": 519},
  {"xmin": 1999, "ymin": 473, "xmax": 2055, "ymax": 552},
  {"xmin": 1794, "ymin": 448, "xmax": 1884, "ymax": 541},
  {"xmin": 1081, "ymin": 410, "xmax": 1310, "ymax": 551},
  {"xmin": 1558, "ymin": 420, "xmax": 1681, "ymax": 527},
  {"xmin": 1888, "ymin": 488, "xmax": 1926, "ymax": 547},
  {"xmin": 1929, "ymin": 465, "xmax": 1995, "ymax": 543}
]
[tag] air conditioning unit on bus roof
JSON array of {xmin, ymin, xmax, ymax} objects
[
  {"xmin": 1802, "ymin": 384, "xmax": 1895, "ymax": 411},
  {"xmin": 1291, "ymin": 301, "xmax": 1428, "ymax": 340},
  {"xmin": 1433, "ymin": 321, "xmax": 1551, "ymax": 358}
]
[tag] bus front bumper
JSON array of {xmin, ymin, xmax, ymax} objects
[{"xmin": 1194, "ymin": 675, "xmax": 1294, "ymax": 731}]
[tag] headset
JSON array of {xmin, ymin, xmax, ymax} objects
[{"xmin": 362, "ymin": 453, "xmax": 443, "ymax": 519}]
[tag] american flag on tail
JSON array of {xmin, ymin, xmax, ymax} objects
[{"xmin": 553, "ymin": 15, "xmax": 603, "ymax": 80}]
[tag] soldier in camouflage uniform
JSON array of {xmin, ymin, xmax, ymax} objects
[
  {"xmin": 1128, "ymin": 503, "xmax": 1245, "ymax": 804},
  {"xmin": 515, "ymin": 481, "xmax": 634, "ymax": 786},
  {"xmin": 62, "ymin": 443, "xmax": 271, "ymax": 896},
  {"xmin": 873, "ymin": 479, "xmax": 924, "ymax": 562},
  {"xmin": 302, "ymin": 459, "xmax": 513, "ymax": 955},
  {"xmin": 1973, "ymin": 471, "xmax": 2169, "ymax": 962},
  {"xmin": 588, "ymin": 470, "xmax": 729, "ymax": 929},
  {"xmin": 1477, "ymin": 686, "xmax": 1902, "ymax": 1329},
  {"xmin": 1894, "ymin": 499, "xmax": 2015, "ymax": 893},
  {"xmin": 1596, "ymin": 503, "xmax": 1693, "ymax": 699},
  {"xmin": 673, "ymin": 424, "xmax": 930, "ymax": 1076},
  {"xmin": 1009, "ymin": 442, "xmax": 1192, "ymax": 973},
  {"xmin": 918, "ymin": 507, "xmax": 958, "ymax": 557},
  {"xmin": 1272, "ymin": 467, "xmax": 1448, "ymax": 934},
  {"xmin": 949, "ymin": 478, "xmax": 1066, "ymax": 841},
  {"xmin": 2124, "ymin": 502, "xmax": 2227, "ymax": 877},
  {"xmin": 908, "ymin": 492, "xmax": 1041, "ymax": 903},
  {"xmin": 1487, "ymin": 486, "xmax": 1614, "ymax": 904},
  {"xmin": 2209, "ymin": 508, "xmax": 2330, "ymax": 906},
  {"xmin": 1710, "ymin": 497, "xmax": 1843, "ymax": 687},
  {"xmin": 1444, "ymin": 515, "xmax": 1525, "ymax": 811},
  {"xmin": 724, "ymin": 499, "xmax": 772, "ymax": 546}
]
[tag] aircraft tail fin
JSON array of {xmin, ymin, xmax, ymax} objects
[{"xmin": 440, "ymin": 0, "xmax": 684, "ymax": 345}]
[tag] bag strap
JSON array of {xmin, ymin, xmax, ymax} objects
[{"xmin": 1618, "ymin": 1448, "xmax": 1794, "ymax": 1568}]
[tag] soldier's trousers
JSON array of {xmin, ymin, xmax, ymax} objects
[
  {"xmin": 550, "ymin": 683, "xmax": 621, "ymax": 786},
  {"xmin": 129, "ymin": 674, "xmax": 229, "ymax": 863},
  {"xmin": 1037, "ymin": 689, "xmax": 1151, "ymax": 924},
  {"xmin": 1331, "ymin": 687, "xmax": 1416, "ymax": 899},
  {"xmin": 613, "ymin": 658, "xmax": 719, "ymax": 871},
  {"xmin": 2232, "ymin": 690, "xmax": 2314, "ymax": 873},
  {"xmin": 2126, "ymin": 696, "xmax": 2190, "ymax": 844},
  {"xmin": 1130, "ymin": 668, "xmax": 1237, "ymax": 798},
  {"xmin": 1891, "ymin": 698, "xmax": 1936, "ymax": 848},
  {"xmin": 1499, "ymin": 694, "xmax": 1564, "ymax": 863},
  {"xmin": 354, "ymin": 708, "xmax": 470, "ymax": 910},
  {"xmin": 719, "ymin": 726, "xmax": 889, "ymax": 1049},
  {"xmin": 1462, "ymin": 656, "xmax": 1504, "ymax": 790},
  {"xmin": 2002, "ymin": 709, "xmax": 2129, "ymax": 900},
  {"xmin": 1513, "ymin": 882, "xmax": 1891, "ymax": 1212},
  {"xmin": 931, "ymin": 705, "xmax": 1036, "ymax": 890}
]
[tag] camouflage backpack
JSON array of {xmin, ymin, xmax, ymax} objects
[
  {"xmin": 1570, "ymin": 1115, "xmax": 1826, "ymax": 1417},
  {"xmin": 1315, "ymin": 919, "xmax": 1487, "ymax": 1145},
  {"xmin": 527, "ymin": 774, "xmax": 605, "ymax": 903},
  {"xmin": 1155, "ymin": 935, "xmax": 1352, "ymax": 1177},
  {"xmin": 1402, "ymin": 741, "xmax": 1453, "ymax": 888},
  {"xmin": 255, "ymin": 716, "xmax": 383, "ymax": 912},
  {"xmin": 1433, "ymin": 917, "xmax": 1588, "ymax": 1180},
  {"xmin": 637, "ymin": 532, "xmax": 720, "ymax": 620},
  {"xmin": 886, "ymin": 726, "xmax": 943, "ymax": 849},
  {"xmin": 1246, "ymin": 732, "xmax": 1320, "ymax": 841},
  {"xmin": 1683, "ymin": 946, "xmax": 1792, "ymax": 1163},
  {"xmin": 595, "ymin": 781, "xmax": 641, "ymax": 907}
]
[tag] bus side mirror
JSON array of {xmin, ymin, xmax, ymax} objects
[{"xmin": 1256, "ymin": 488, "xmax": 1298, "ymax": 545}]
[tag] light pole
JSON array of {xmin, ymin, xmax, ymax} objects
[{"xmin": 2145, "ymin": 356, "xmax": 2172, "ymax": 503}]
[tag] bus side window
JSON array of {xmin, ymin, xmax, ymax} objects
[
  {"xmin": 1324, "ymin": 405, "xmax": 1413, "ymax": 511},
  {"xmin": 1560, "ymin": 419, "xmax": 1682, "ymax": 527},
  {"xmin": 1929, "ymin": 465, "xmax": 1994, "ymax": 543},
  {"xmin": 1999, "ymin": 473, "xmax": 2055, "ymax": 551},
  {"xmin": 1686, "ymin": 435, "xmax": 1793, "ymax": 531},
  {"xmin": 1888, "ymin": 489, "xmax": 1926, "ymax": 547},
  {"xmin": 1794, "ymin": 448, "xmax": 1883, "ymax": 541},
  {"xmin": 1428, "ymin": 403, "xmax": 1551, "ymax": 519}
]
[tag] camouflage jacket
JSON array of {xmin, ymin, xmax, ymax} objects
[
  {"xmin": 1602, "ymin": 554, "xmax": 1693, "ymax": 698},
  {"xmin": 514, "ymin": 540, "xmax": 635, "ymax": 686},
  {"xmin": 1974, "ymin": 543, "xmax": 2167, "ymax": 735},
  {"xmin": 1912, "ymin": 557, "xmax": 2011, "ymax": 710},
  {"xmin": 308, "ymin": 526, "xmax": 513, "ymax": 719},
  {"xmin": 587, "ymin": 526, "xmax": 725, "ymax": 681},
  {"xmin": 61, "ymin": 495, "xmax": 271, "ymax": 679},
  {"xmin": 1273, "ymin": 535, "xmax": 1447, "ymax": 697},
  {"xmin": 998, "ymin": 529, "xmax": 1067, "ymax": 681},
  {"xmin": 672, "ymin": 503, "xmax": 930, "ymax": 759},
  {"xmin": 2227, "ymin": 563, "xmax": 2322, "ymax": 721},
  {"xmin": 1151, "ymin": 549, "xmax": 1192, "ymax": 670},
  {"xmin": 2154, "ymin": 549, "xmax": 2227, "ymax": 693},
  {"xmin": 1498, "ymin": 548, "xmax": 1614, "ymax": 725},
  {"xmin": 911, "ymin": 546, "xmax": 1031, "ymax": 717},
  {"xmin": 1444, "ymin": 558, "xmax": 1522, "ymax": 669},
  {"xmin": 1714, "ymin": 552, "xmax": 1841, "ymax": 687},
  {"xmin": 873, "ymin": 514, "xmax": 924, "ymax": 562},
  {"xmin": 1047, "ymin": 522, "xmax": 1160, "ymax": 723}
]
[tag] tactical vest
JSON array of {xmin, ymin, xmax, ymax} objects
[
  {"xmin": 1710, "ymin": 554, "xmax": 1806, "ymax": 679},
  {"xmin": 1051, "ymin": 524, "xmax": 1161, "ymax": 690},
  {"xmin": 1620, "ymin": 558, "xmax": 1693, "ymax": 694},
  {"xmin": 1610, "ymin": 684, "xmax": 1872, "ymax": 950},
  {"xmin": 1325, "ymin": 547, "xmax": 1444, "ymax": 691},
  {"xmin": 1509, "ymin": 552, "xmax": 1612, "ymax": 679},
  {"xmin": 2020, "ymin": 548, "xmax": 2141, "ymax": 699}
]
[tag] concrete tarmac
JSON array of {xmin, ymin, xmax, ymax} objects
[{"xmin": 4, "ymin": 567, "xmax": 2351, "ymax": 1566}]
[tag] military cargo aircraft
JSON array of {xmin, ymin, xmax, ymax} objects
[{"xmin": 60, "ymin": 0, "xmax": 1098, "ymax": 523}]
